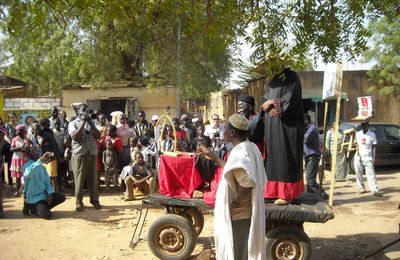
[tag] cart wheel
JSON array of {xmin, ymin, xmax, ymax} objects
[
  {"xmin": 147, "ymin": 214, "xmax": 196, "ymax": 260},
  {"xmin": 175, "ymin": 207, "xmax": 205, "ymax": 236},
  {"xmin": 266, "ymin": 225, "xmax": 311, "ymax": 260}
]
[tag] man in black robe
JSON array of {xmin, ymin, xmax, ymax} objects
[
  {"xmin": 261, "ymin": 67, "xmax": 304, "ymax": 205},
  {"xmin": 237, "ymin": 95, "xmax": 265, "ymax": 154}
]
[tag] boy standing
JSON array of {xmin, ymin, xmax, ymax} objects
[{"xmin": 102, "ymin": 139, "xmax": 118, "ymax": 192}]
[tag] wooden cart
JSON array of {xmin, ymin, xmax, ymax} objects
[{"xmin": 130, "ymin": 193, "xmax": 334, "ymax": 260}]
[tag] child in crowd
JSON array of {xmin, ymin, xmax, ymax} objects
[
  {"xmin": 190, "ymin": 124, "xmax": 211, "ymax": 152},
  {"xmin": 102, "ymin": 138, "xmax": 118, "ymax": 192},
  {"xmin": 120, "ymin": 152, "xmax": 153, "ymax": 201},
  {"xmin": 129, "ymin": 136, "xmax": 140, "ymax": 163},
  {"xmin": 64, "ymin": 134, "xmax": 74, "ymax": 185},
  {"xmin": 53, "ymin": 119, "xmax": 68, "ymax": 189},
  {"xmin": 10, "ymin": 124, "xmax": 30, "ymax": 196}
]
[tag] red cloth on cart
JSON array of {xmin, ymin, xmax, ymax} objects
[
  {"xmin": 202, "ymin": 165, "xmax": 223, "ymax": 207},
  {"xmin": 159, "ymin": 154, "xmax": 202, "ymax": 198},
  {"xmin": 202, "ymin": 152, "xmax": 229, "ymax": 207}
]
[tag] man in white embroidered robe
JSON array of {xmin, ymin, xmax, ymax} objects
[{"xmin": 198, "ymin": 114, "xmax": 266, "ymax": 260}]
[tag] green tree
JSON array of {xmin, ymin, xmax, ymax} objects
[
  {"xmin": 0, "ymin": 0, "xmax": 399, "ymax": 96},
  {"xmin": 363, "ymin": 17, "xmax": 400, "ymax": 95}
]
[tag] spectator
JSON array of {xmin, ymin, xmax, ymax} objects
[
  {"xmin": 53, "ymin": 118, "xmax": 68, "ymax": 189},
  {"xmin": 134, "ymin": 110, "xmax": 149, "ymax": 137},
  {"xmin": 237, "ymin": 94, "xmax": 265, "ymax": 153},
  {"xmin": 160, "ymin": 125, "xmax": 181, "ymax": 152},
  {"xmin": 304, "ymin": 114, "xmax": 328, "ymax": 199},
  {"xmin": 149, "ymin": 115, "xmax": 160, "ymax": 139},
  {"xmin": 68, "ymin": 103, "xmax": 101, "ymax": 212},
  {"xmin": 180, "ymin": 114, "xmax": 196, "ymax": 144},
  {"xmin": 120, "ymin": 152, "xmax": 153, "ymax": 201},
  {"xmin": 32, "ymin": 120, "xmax": 61, "ymax": 192},
  {"xmin": 129, "ymin": 137, "xmax": 140, "ymax": 163},
  {"xmin": 190, "ymin": 124, "xmax": 211, "ymax": 152},
  {"xmin": 22, "ymin": 151, "xmax": 66, "ymax": 220},
  {"xmin": 58, "ymin": 110, "xmax": 69, "ymax": 131},
  {"xmin": 96, "ymin": 113, "xmax": 109, "ymax": 184},
  {"xmin": 10, "ymin": 124, "xmax": 30, "ymax": 196},
  {"xmin": 0, "ymin": 125, "xmax": 7, "ymax": 217},
  {"xmin": 116, "ymin": 114, "xmax": 132, "ymax": 168},
  {"xmin": 325, "ymin": 121, "xmax": 348, "ymax": 181},
  {"xmin": 107, "ymin": 124, "xmax": 123, "ymax": 169},
  {"xmin": 49, "ymin": 106, "xmax": 59, "ymax": 129},
  {"xmin": 102, "ymin": 138, "xmax": 118, "ymax": 193},
  {"xmin": 172, "ymin": 117, "xmax": 187, "ymax": 151},
  {"xmin": 204, "ymin": 114, "xmax": 225, "ymax": 150},
  {"xmin": 4, "ymin": 112, "xmax": 18, "ymax": 187}
]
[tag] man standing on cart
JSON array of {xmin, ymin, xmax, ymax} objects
[
  {"xmin": 261, "ymin": 63, "xmax": 304, "ymax": 205},
  {"xmin": 198, "ymin": 114, "xmax": 266, "ymax": 260}
]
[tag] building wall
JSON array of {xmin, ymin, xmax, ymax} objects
[
  {"xmin": 204, "ymin": 89, "xmax": 244, "ymax": 123},
  {"xmin": 4, "ymin": 98, "xmax": 61, "ymax": 110},
  {"xmin": 205, "ymin": 92, "xmax": 225, "ymax": 123},
  {"xmin": 245, "ymin": 70, "xmax": 400, "ymax": 124},
  {"xmin": 61, "ymin": 86, "xmax": 177, "ymax": 120},
  {"xmin": 3, "ymin": 97, "xmax": 62, "ymax": 125}
]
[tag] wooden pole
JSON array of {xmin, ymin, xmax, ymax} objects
[
  {"xmin": 319, "ymin": 101, "xmax": 329, "ymax": 186},
  {"xmin": 328, "ymin": 63, "xmax": 343, "ymax": 206}
]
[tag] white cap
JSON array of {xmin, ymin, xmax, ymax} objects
[
  {"xmin": 192, "ymin": 118, "xmax": 199, "ymax": 123},
  {"xmin": 151, "ymin": 115, "xmax": 159, "ymax": 121}
]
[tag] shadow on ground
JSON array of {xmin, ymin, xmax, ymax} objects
[{"xmin": 311, "ymin": 232, "xmax": 400, "ymax": 260}]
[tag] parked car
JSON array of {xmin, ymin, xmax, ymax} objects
[{"xmin": 339, "ymin": 122, "xmax": 400, "ymax": 166}]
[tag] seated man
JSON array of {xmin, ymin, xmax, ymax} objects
[
  {"xmin": 23, "ymin": 151, "xmax": 66, "ymax": 220},
  {"xmin": 120, "ymin": 152, "xmax": 153, "ymax": 201}
]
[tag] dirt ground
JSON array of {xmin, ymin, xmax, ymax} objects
[{"xmin": 1, "ymin": 166, "xmax": 399, "ymax": 260}]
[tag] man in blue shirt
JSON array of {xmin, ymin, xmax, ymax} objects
[
  {"xmin": 23, "ymin": 151, "xmax": 65, "ymax": 220},
  {"xmin": 304, "ymin": 114, "xmax": 328, "ymax": 200}
]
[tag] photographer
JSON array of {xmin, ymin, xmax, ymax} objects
[{"xmin": 68, "ymin": 103, "xmax": 101, "ymax": 212}]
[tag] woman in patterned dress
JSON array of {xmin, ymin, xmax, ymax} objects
[{"xmin": 10, "ymin": 124, "xmax": 30, "ymax": 196}]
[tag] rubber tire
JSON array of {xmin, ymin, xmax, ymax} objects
[
  {"xmin": 266, "ymin": 225, "xmax": 311, "ymax": 260},
  {"xmin": 185, "ymin": 207, "xmax": 204, "ymax": 236},
  {"xmin": 164, "ymin": 207, "xmax": 205, "ymax": 237},
  {"xmin": 147, "ymin": 214, "xmax": 196, "ymax": 260}
]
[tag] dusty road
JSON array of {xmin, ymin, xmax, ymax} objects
[{"xmin": 1, "ymin": 166, "xmax": 399, "ymax": 260}]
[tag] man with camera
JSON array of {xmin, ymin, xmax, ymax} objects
[{"xmin": 68, "ymin": 103, "xmax": 101, "ymax": 212}]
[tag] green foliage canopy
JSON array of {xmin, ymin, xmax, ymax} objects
[
  {"xmin": 0, "ymin": 0, "xmax": 399, "ymax": 96},
  {"xmin": 363, "ymin": 17, "xmax": 400, "ymax": 95}
]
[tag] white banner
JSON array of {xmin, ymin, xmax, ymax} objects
[{"xmin": 322, "ymin": 63, "xmax": 343, "ymax": 100}]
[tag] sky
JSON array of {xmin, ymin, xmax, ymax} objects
[{"xmin": 229, "ymin": 40, "xmax": 375, "ymax": 89}]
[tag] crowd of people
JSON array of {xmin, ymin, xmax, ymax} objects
[
  {"xmin": 0, "ymin": 104, "xmax": 229, "ymax": 217},
  {"xmin": 0, "ymin": 67, "xmax": 383, "ymax": 260}
]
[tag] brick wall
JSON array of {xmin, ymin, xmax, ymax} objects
[
  {"xmin": 3, "ymin": 98, "xmax": 61, "ymax": 124},
  {"xmin": 4, "ymin": 98, "xmax": 60, "ymax": 109}
]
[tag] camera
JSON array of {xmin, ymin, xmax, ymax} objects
[{"xmin": 80, "ymin": 109, "xmax": 96, "ymax": 121}]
